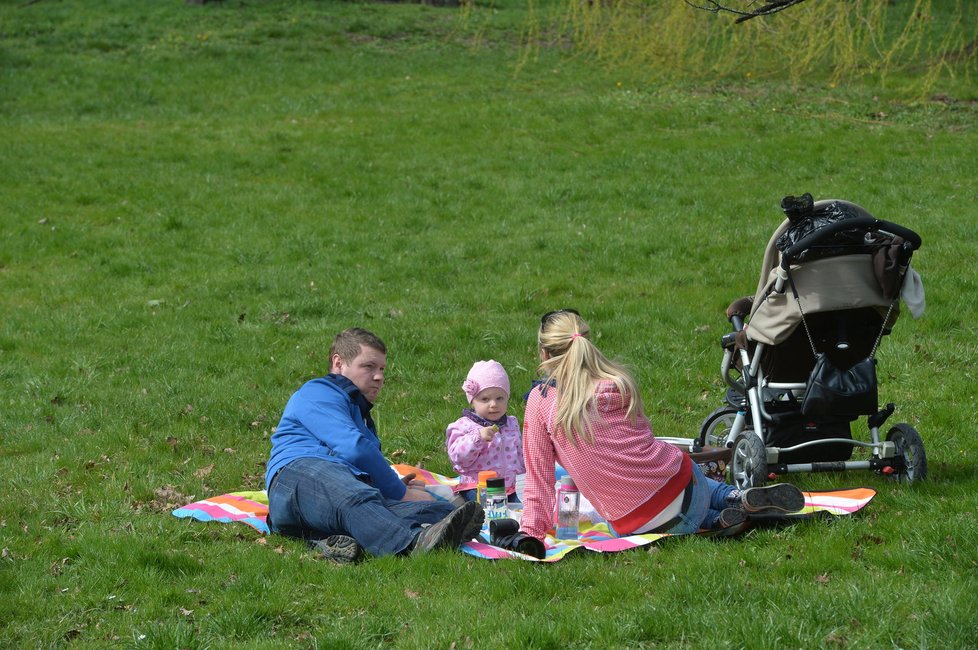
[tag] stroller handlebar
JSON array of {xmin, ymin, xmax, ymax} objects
[{"xmin": 780, "ymin": 217, "xmax": 922, "ymax": 268}]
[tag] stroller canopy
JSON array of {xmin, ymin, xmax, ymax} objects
[{"xmin": 745, "ymin": 199, "xmax": 924, "ymax": 347}]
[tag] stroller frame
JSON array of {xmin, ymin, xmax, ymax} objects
[{"xmin": 662, "ymin": 198, "xmax": 926, "ymax": 489}]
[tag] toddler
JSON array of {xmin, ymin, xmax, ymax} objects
[{"xmin": 446, "ymin": 360, "xmax": 526, "ymax": 502}]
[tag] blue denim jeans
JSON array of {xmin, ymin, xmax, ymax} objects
[
  {"xmin": 267, "ymin": 457, "xmax": 454, "ymax": 556},
  {"xmin": 660, "ymin": 462, "xmax": 737, "ymax": 535}
]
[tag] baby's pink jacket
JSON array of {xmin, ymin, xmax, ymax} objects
[{"xmin": 446, "ymin": 414, "xmax": 525, "ymax": 493}]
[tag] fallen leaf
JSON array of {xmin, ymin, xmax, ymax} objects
[
  {"xmin": 816, "ymin": 573, "xmax": 830, "ymax": 584},
  {"xmin": 194, "ymin": 464, "xmax": 214, "ymax": 478},
  {"xmin": 50, "ymin": 558, "xmax": 70, "ymax": 576},
  {"xmin": 140, "ymin": 485, "xmax": 191, "ymax": 512},
  {"xmin": 404, "ymin": 589, "xmax": 420, "ymax": 599}
]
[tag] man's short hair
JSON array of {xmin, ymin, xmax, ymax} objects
[{"xmin": 329, "ymin": 328, "xmax": 387, "ymax": 363}]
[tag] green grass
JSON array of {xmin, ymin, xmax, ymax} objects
[{"xmin": 2, "ymin": 0, "xmax": 977, "ymax": 647}]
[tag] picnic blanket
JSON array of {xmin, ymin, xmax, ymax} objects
[{"xmin": 172, "ymin": 464, "xmax": 877, "ymax": 562}]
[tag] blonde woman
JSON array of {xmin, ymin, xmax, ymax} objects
[{"xmin": 519, "ymin": 310, "xmax": 804, "ymax": 541}]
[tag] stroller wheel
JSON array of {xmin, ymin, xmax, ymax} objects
[
  {"xmin": 886, "ymin": 423, "xmax": 927, "ymax": 483},
  {"xmin": 729, "ymin": 432, "xmax": 767, "ymax": 489},
  {"xmin": 699, "ymin": 406, "xmax": 739, "ymax": 448}
]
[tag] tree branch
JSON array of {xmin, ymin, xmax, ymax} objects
[{"xmin": 685, "ymin": 0, "xmax": 814, "ymax": 23}]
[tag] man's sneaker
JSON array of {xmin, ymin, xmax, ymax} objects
[
  {"xmin": 309, "ymin": 535, "xmax": 363, "ymax": 564},
  {"xmin": 716, "ymin": 507, "xmax": 747, "ymax": 529},
  {"xmin": 459, "ymin": 501, "xmax": 486, "ymax": 543},
  {"xmin": 412, "ymin": 501, "xmax": 483, "ymax": 554},
  {"xmin": 741, "ymin": 484, "xmax": 805, "ymax": 514}
]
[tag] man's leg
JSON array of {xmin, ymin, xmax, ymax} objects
[
  {"xmin": 268, "ymin": 457, "xmax": 420, "ymax": 556},
  {"xmin": 385, "ymin": 497, "xmax": 484, "ymax": 542},
  {"xmin": 384, "ymin": 498, "xmax": 454, "ymax": 527}
]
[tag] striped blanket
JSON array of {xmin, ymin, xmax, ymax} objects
[{"xmin": 171, "ymin": 465, "xmax": 876, "ymax": 562}]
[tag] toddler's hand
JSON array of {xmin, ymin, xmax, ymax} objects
[{"xmin": 479, "ymin": 425, "xmax": 499, "ymax": 442}]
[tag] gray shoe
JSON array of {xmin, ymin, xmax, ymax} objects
[
  {"xmin": 309, "ymin": 535, "xmax": 363, "ymax": 564},
  {"xmin": 459, "ymin": 501, "xmax": 486, "ymax": 543},
  {"xmin": 741, "ymin": 484, "xmax": 805, "ymax": 514},
  {"xmin": 413, "ymin": 501, "xmax": 483, "ymax": 553},
  {"xmin": 717, "ymin": 508, "xmax": 747, "ymax": 529}
]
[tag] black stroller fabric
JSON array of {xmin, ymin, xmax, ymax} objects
[
  {"xmin": 775, "ymin": 196, "xmax": 876, "ymax": 261},
  {"xmin": 764, "ymin": 407, "xmax": 856, "ymax": 464}
]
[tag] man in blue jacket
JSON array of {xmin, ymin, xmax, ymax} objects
[{"xmin": 266, "ymin": 328, "xmax": 483, "ymax": 562}]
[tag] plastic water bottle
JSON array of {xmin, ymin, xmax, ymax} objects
[
  {"xmin": 484, "ymin": 478, "xmax": 508, "ymax": 521},
  {"xmin": 556, "ymin": 475, "xmax": 580, "ymax": 540}
]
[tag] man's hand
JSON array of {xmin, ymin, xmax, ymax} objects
[
  {"xmin": 400, "ymin": 472, "xmax": 426, "ymax": 488},
  {"xmin": 402, "ymin": 486, "xmax": 435, "ymax": 502}
]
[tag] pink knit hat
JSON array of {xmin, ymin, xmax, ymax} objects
[{"xmin": 462, "ymin": 360, "xmax": 510, "ymax": 403}]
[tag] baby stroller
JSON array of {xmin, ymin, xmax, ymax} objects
[{"xmin": 665, "ymin": 194, "xmax": 926, "ymax": 489}]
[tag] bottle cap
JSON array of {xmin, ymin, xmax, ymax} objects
[
  {"xmin": 486, "ymin": 478, "xmax": 506, "ymax": 490},
  {"xmin": 477, "ymin": 470, "xmax": 497, "ymax": 484},
  {"xmin": 559, "ymin": 475, "xmax": 577, "ymax": 489}
]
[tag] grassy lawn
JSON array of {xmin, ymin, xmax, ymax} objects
[{"xmin": 1, "ymin": 0, "xmax": 977, "ymax": 647}]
